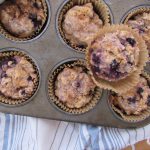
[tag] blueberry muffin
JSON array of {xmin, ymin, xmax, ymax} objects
[
  {"xmin": 0, "ymin": 56, "xmax": 37, "ymax": 99},
  {"xmin": 55, "ymin": 66, "xmax": 96, "ymax": 108},
  {"xmin": 0, "ymin": 0, "xmax": 46, "ymax": 38},
  {"xmin": 126, "ymin": 12, "xmax": 150, "ymax": 57},
  {"xmin": 89, "ymin": 30, "xmax": 140, "ymax": 81},
  {"xmin": 110, "ymin": 76, "xmax": 150, "ymax": 115},
  {"xmin": 62, "ymin": 3, "xmax": 103, "ymax": 48}
]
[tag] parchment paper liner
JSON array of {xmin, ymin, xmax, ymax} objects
[
  {"xmin": 58, "ymin": 0, "xmax": 111, "ymax": 53},
  {"xmin": 123, "ymin": 6, "xmax": 150, "ymax": 61},
  {"xmin": 123, "ymin": 7, "xmax": 150, "ymax": 24},
  {"xmin": 0, "ymin": 0, "xmax": 48, "ymax": 42},
  {"xmin": 86, "ymin": 24, "xmax": 148, "ymax": 94},
  {"xmin": 48, "ymin": 59, "xmax": 102, "ymax": 114},
  {"xmin": 0, "ymin": 50, "xmax": 40, "ymax": 105},
  {"xmin": 110, "ymin": 72, "xmax": 150, "ymax": 122}
]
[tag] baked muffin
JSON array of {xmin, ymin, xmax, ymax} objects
[
  {"xmin": 55, "ymin": 66, "xmax": 96, "ymax": 108},
  {"xmin": 0, "ymin": 0, "xmax": 45, "ymax": 38},
  {"xmin": 110, "ymin": 76, "xmax": 150, "ymax": 115},
  {"xmin": 89, "ymin": 30, "xmax": 140, "ymax": 81},
  {"xmin": 0, "ymin": 56, "xmax": 37, "ymax": 99},
  {"xmin": 62, "ymin": 3, "xmax": 103, "ymax": 48},
  {"xmin": 126, "ymin": 12, "xmax": 150, "ymax": 56}
]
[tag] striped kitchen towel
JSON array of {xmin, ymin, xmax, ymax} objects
[{"xmin": 0, "ymin": 113, "xmax": 150, "ymax": 150}]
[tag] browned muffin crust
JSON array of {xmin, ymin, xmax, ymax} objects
[
  {"xmin": 55, "ymin": 66, "xmax": 96, "ymax": 108},
  {"xmin": 0, "ymin": 0, "xmax": 45, "ymax": 38},
  {"xmin": 62, "ymin": 3, "xmax": 103, "ymax": 48},
  {"xmin": 89, "ymin": 30, "xmax": 139, "ymax": 81},
  {"xmin": 0, "ymin": 56, "xmax": 37, "ymax": 99},
  {"xmin": 126, "ymin": 12, "xmax": 150, "ymax": 57},
  {"xmin": 110, "ymin": 76, "xmax": 150, "ymax": 115}
]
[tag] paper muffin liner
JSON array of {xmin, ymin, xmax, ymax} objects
[
  {"xmin": 0, "ymin": 0, "xmax": 48, "ymax": 42},
  {"xmin": 86, "ymin": 24, "xmax": 148, "ymax": 94},
  {"xmin": 109, "ymin": 71, "xmax": 150, "ymax": 122},
  {"xmin": 0, "ymin": 50, "xmax": 40, "ymax": 105},
  {"xmin": 57, "ymin": 0, "xmax": 111, "ymax": 53},
  {"xmin": 48, "ymin": 59, "xmax": 102, "ymax": 114},
  {"xmin": 123, "ymin": 7, "xmax": 150, "ymax": 24},
  {"xmin": 123, "ymin": 6, "xmax": 150, "ymax": 61}
]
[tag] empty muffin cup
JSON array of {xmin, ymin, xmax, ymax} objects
[
  {"xmin": 47, "ymin": 58, "xmax": 102, "ymax": 114},
  {"xmin": 86, "ymin": 24, "xmax": 148, "ymax": 94},
  {"xmin": 109, "ymin": 71, "xmax": 150, "ymax": 122},
  {"xmin": 0, "ymin": 48, "xmax": 40, "ymax": 106},
  {"xmin": 57, "ymin": 0, "xmax": 111, "ymax": 53},
  {"xmin": 0, "ymin": 0, "xmax": 48, "ymax": 42},
  {"xmin": 122, "ymin": 6, "xmax": 150, "ymax": 61}
]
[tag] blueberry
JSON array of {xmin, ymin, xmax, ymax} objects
[
  {"xmin": 33, "ymin": 2, "xmax": 41, "ymax": 9},
  {"xmin": 1, "ymin": 72, "xmax": 7, "ymax": 78},
  {"xmin": 92, "ymin": 53, "xmax": 101, "ymax": 65},
  {"xmin": 126, "ymin": 38, "xmax": 136, "ymax": 47},
  {"xmin": 27, "ymin": 76, "xmax": 32, "ymax": 81},
  {"xmin": 128, "ymin": 97, "xmax": 136, "ymax": 104},
  {"xmin": 127, "ymin": 61, "xmax": 133, "ymax": 66},
  {"xmin": 76, "ymin": 82, "xmax": 81, "ymax": 88},
  {"xmin": 89, "ymin": 48, "xmax": 94, "ymax": 53},
  {"xmin": 137, "ymin": 87, "xmax": 144, "ymax": 95},
  {"xmin": 139, "ymin": 28, "xmax": 145, "ymax": 34},
  {"xmin": 21, "ymin": 90, "xmax": 26, "ymax": 95},
  {"xmin": 92, "ymin": 66, "xmax": 100, "ymax": 73},
  {"xmin": 110, "ymin": 59, "xmax": 119, "ymax": 70},
  {"xmin": 147, "ymin": 96, "xmax": 150, "ymax": 106},
  {"xmin": 29, "ymin": 14, "xmax": 42, "ymax": 28}
]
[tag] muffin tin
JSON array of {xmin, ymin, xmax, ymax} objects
[{"xmin": 0, "ymin": 0, "xmax": 149, "ymax": 128}]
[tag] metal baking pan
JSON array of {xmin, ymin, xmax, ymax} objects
[{"xmin": 0, "ymin": 0, "xmax": 149, "ymax": 128}]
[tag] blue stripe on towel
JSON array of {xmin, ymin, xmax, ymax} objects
[
  {"xmin": 87, "ymin": 125, "xmax": 99, "ymax": 150},
  {"xmin": 2, "ymin": 114, "xmax": 10, "ymax": 150}
]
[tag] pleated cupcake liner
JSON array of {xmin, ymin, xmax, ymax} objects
[
  {"xmin": 123, "ymin": 6, "xmax": 150, "ymax": 61},
  {"xmin": 86, "ymin": 24, "xmax": 148, "ymax": 94},
  {"xmin": 48, "ymin": 59, "xmax": 102, "ymax": 114},
  {"xmin": 0, "ymin": 0, "xmax": 48, "ymax": 42},
  {"xmin": 110, "ymin": 71, "xmax": 150, "ymax": 122},
  {"xmin": 0, "ymin": 49, "xmax": 40, "ymax": 105},
  {"xmin": 57, "ymin": 0, "xmax": 111, "ymax": 53}
]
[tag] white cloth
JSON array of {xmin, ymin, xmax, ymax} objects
[{"xmin": 0, "ymin": 113, "xmax": 150, "ymax": 150}]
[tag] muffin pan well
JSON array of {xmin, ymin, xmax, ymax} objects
[{"xmin": 0, "ymin": 0, "xmax": 149, "ymax": 128}]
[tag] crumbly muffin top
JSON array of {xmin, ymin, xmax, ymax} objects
[
  {"xmin": 62, "ymin": 3, "xmax": 103, "ymax": 48},
  {"xmin": 0, "ymin": 0, "xmax": 45, "ymax": 38},
  {"xmin": 110, "ymin": 76, "xmax": 150, "ymax": 115},
  {"xmin": 89, "ymin": 30, "xmax": 140, "ymax": 81},
  {"xmin": 126, "ymin": 12, "xmax": 150, "ymax": 56},
  {"xmin": 55, "ymin": 66, "xmax": 96, "ymax": 108},
  {"xmin": 0, "ymin": 56, "xmax": 37, "ymax": 99}
]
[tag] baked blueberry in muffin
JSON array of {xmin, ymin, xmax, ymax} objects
[
  {"xmin": 62, "ymin": 3, "xmax": 103, "ymax": 48},
  {"xmin": 0, "ymin": 56, "xmax": 37, "ymax": 99},
  {"xmin": 0, "ymin": 0, "xmax": 45, "ymax": 38},
  {"xmin": 55, "ymin": 66, "xmax": 96, "ymax": 108},
  {"xmin": 126, "ymin": 12, "xmax": 150, "ymax": 57},
  {"xmin": 110, "ymin": 76, "xmax": 150, "ymax": 115},
  {"xmin": 89, "ymin": 30, "xmax": 140, "ymax": 81}
]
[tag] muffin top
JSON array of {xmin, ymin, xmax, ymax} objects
[
  {"xmin": 0, "ymin": 0, "xmax": 45, "ymax": 38},
  {"xmin": 126, "ymin": 12, "xmax": 150, "ymax": 55},
  {"xmin": 110, "ymin": 76, "xmax": 150, "ymax": 115},
  {"xmin": 62, "ymin": 3, "xmax": 103, "ymax": 48},
  {"xmin": 55, "ymin": 66, "xmax": 96, "ymax": 108},
  {"xmin": 89, "ymin": 30, "xmax": 140, "ymax": 81},
  {"xmin": 0, "ymin": 56, "xmax": 37, "ymax": 99}
]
